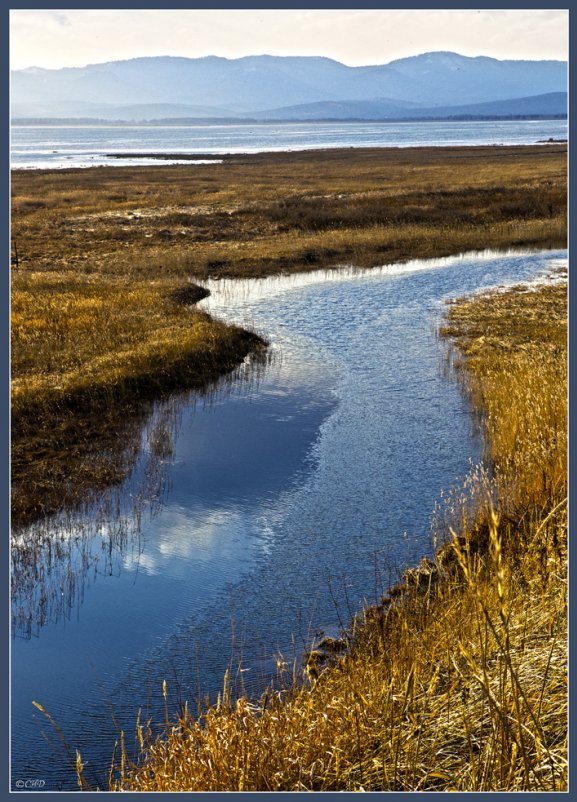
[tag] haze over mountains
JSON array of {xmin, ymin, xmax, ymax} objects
[{"xmin": 11, "ymin": 52, "xmax": 567, "ymax": 122}]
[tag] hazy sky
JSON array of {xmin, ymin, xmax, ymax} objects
[{"xmin": 10, "ymin": 9, "xmax": 568, "ymax": 71}]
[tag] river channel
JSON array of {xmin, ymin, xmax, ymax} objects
[{"xmin": 11, "ymin": 248, "xmax": 566, "ymax": 791}]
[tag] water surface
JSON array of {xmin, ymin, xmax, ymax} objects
[
  {"xmin": 11, "ymin": 248, "xmax": 566, "ymax": 790},
  {"xmin": 11, "ymin": 119, "xmax": 568, "ymax": 169}
]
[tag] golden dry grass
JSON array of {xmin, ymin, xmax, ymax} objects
[
  {"xmin": 92, "ymin": 279, "xmax": 567, "ymax": 793},
  {"xmin": 12, "ymin": 272, "xmax": 254, "ymax": 410},
  {"xmin": 442, "ymin": 282, "xmax": 567, "ymax": 509},
  {"xmin": 12, "ymin": 145, "xmax": 566, "ymax": 279},
  {"xmin": 14, "ymin": 145, "xmax": 567, "ymax": 785},
  {"xmin": 11, "ymin": 146, "xmax": 566, "ymax": 523},
  {"xmin": 11, "ymin": 269, "xmax": 263, "ymax": 526}
]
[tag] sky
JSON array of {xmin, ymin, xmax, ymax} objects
[{"xmin": 10, "ymin": 9, "xmax": 569, "ymax": 71}]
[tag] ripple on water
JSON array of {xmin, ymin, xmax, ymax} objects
[{"xmin": 11, "ymin": 248, "xmax": 567, "ymax": 790}]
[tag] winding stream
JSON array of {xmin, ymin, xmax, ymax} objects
[{"xmin": 11, "ymin": 248, "xmax": 566, "ymax": 791}]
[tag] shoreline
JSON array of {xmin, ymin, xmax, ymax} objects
[
  {"xmin": 11, "ymin": 318, "xmax": 266, "ymax": 530},
  {"xmin": 113, "ymin": 279, "xmax": 567, "ymax": 792},
  {"xmin": 10, "ymin": 139, "xmax": 568, "ymax": 171}
]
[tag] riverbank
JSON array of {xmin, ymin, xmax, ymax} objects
[
  {"xmin": 11, "ymin": 145, "xmax": 566, "ymax": 526},
  {"xmin": 11, "ymin": 281, "xmax": 265, "ymax": 527},
  {"xmin": 107, "ymin": 279, "xmax": 567, "ymax": 792}
]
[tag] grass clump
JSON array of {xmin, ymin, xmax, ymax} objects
[
  {"xmin": 104, "ymin": 279, "xmax": 566, "ymax": 793},
  {"xmin": 11, "ymin": 269, "xmax": 264, "ymax": 527},
  {"xmin": 441, "ymin": 282, "xmax": 567, "ymax": 510}
]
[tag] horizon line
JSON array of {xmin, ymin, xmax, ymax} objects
[{"xmin": 12, "ymin": 49, "xmax": 568, "ymax": 73}]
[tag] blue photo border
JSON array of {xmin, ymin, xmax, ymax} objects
[{"xmin": 2, "ymin": 3, "xmax": 572, "ymax": 800}]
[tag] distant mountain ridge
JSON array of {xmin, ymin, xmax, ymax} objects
[
  {"xmin": 11, "ymin": 52, "xmax": 567, "ymax": 121},
  {"xmin": 250, "ymin": 92, "xmax": 568, "ymax": 122}
]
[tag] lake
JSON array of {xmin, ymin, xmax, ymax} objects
[
  {"xmin": 10, "ymin": 118, "xmax": 568, "ymax": 169},
  {"xmin": 10, "ymin": 247, "xmax": 567, "ymax": 791}
]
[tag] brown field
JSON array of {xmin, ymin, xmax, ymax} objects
[
  {"xmin": 12, "ymin": 145, "xmax": 567, "ymax": 279},
  {"xmin": 11, "ymin": 144, "xmax": 567, "ymax": 525}
]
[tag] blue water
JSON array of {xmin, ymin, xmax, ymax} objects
[
  {"xmin": 10, "ymin": 119, "xmax": 568, "ymax": 169},
  {"xmin": 10, "ymin": 249, "xmax": 567, "ymax": 791}
]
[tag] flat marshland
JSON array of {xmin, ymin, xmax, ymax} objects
[
  {"xmin": 109, "ymin": 281, "xmax": 567, "ymax": 792},
  {"xmin": 11, "ymin": 144, "xmax": 567, "ymax": 790},
  {"xmin": 12, "ymin": 145, "xmax": 566, "ymax": 280},
  {"xmin": 11, "ymin": 145, "xmax": 566, "ymax": 525}
]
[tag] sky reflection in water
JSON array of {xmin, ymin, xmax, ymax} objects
[{"xmin": 11, "ymin": 248, "xmax": 567, "ymax": 790}]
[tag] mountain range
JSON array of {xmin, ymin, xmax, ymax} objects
[{"xmin": 11, "ymin": 52, "xmax": 568, "ymax": 122}]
